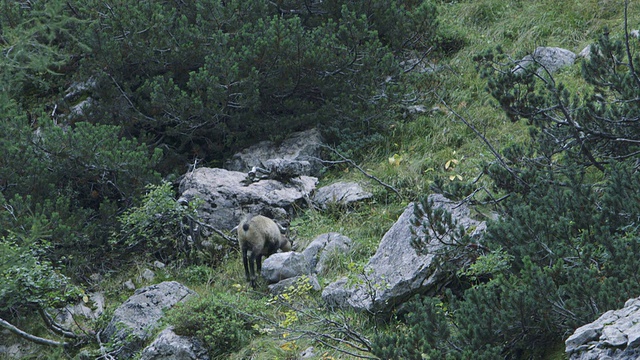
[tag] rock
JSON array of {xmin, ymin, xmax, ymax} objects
[
  {"xmin": 263, "ymin": 158, "xmax": 313, "ymax": 179},
  {"xmin": 103, "ymin": 281, "xmax": 196, "ymax": 359},
  {"xmin": 261, "ymin": 252, "xmax": 310, "ymax": 284},
  {"xmin": 225, "ymin": 128, "xmax": 325, "ymax": 177},
  {"xmin": 154, "ymin": 261, "xmax": 166, "ymax": 269},
  {"xmin": 0, "ymin": 332, "xmax": 34, "ymax": 359},
  {"xmin": 322, "ymin": 194, "xmax": 485, "ymax": 313},
  {"xmin": 313, "ymin": 182, "xmax": 372, "ymax": 209},
  {"xmin": 140, "ymin": 327, "xmax": 209, "ymax": 360},
  {"xmin": 268, "ymin": 274, "xmax": 322, "ymax": 295},
  {"xmin": 301, "ymin": 346, "xmax": 316, "ymax": 358},
  {"xmin": 89, "ymin": 273, "xmax": 103, "ymax": 284},
  {"xmin": 578, "ymin": 44, "xmax": 594, "ymax": 59},
  {"xmin": 178, "ymin": 167, "xmax": 317, "ymax": 231},
  {"xmin": 302, "ymin": 233, "xmax": 353, "ymax": 274},
  {"xmin": 513, "ymin": 47, "xmax": 576, "ymax": 75},
  {"xmin": 124, "ymin": 279, "xmax": 136, "ymax": 290},
  {"xmin": 141, "ymin": 268, "xmax": 156, "ymax": 282},
  {"xmin": 566, "ymin": 297, "xmax": 640, "ymax": 360},
  {"xmin": 54, "ymin": 292, "xmax": 105, "ymax": 330}
]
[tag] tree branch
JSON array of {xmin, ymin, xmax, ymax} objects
[
  {"xmin": 318, "ymin": 145, "xmax": 402, "ymax": 198},
  {"xmin": 0, "ymin": 317, "xmax": 69, "ymax": 347}
]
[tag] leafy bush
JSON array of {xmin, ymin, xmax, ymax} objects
[
  {"xmin": 112, "ymin": 181, "xmax": 202, "ymax": 263},
  {"xmin": 165, "ymin": 292, "xmax": 262, "ymax": 358}
]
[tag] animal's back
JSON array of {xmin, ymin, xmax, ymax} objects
[{"xmin": 238, "ymin": 215, "xmax": 282, "ymax": 254}]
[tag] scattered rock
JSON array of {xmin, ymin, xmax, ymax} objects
[
  {"xmin": 313, "ymin": 182, "xmax": 372, "ymax": 209},
  {"xmin": 124, "ymin": 279, "xmax": 136, "ymax": 290},
  {"xmin": 154, "ymin": 261, "xmax": 166, "ymax": 269},
  {"xmin": 566, "ymin": 297, "xmax": 640, "ymax": 360},
  {"xmin": 301, "ymin": 346, "xmax": 316, "ymax": 358},
  {"xmin": 103, "ymin": 281, "xmax": 196, "ymax": 359},
  {"xmin": 140, "ymin": 327, "xmax": 209, "ymax": 360},
  {"xmin": 140, "ymin": 268, "xmax": 156, "ymax": 282},
  {"xmin": 578, "ymin": 44, "xmax": 594, "ymax": 59}
]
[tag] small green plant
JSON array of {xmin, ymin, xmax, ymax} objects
[{"xmin": 165, "ymin": 292, "xmax": 262, "ymax": 358}]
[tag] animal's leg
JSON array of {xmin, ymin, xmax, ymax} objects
[
  {"xmin": 248, "ymin": 252, "xmax": 257, "ymax": 288},
  {"xmin": 242, "ymin": 248, "xmax": 251, "ymax": 282}
]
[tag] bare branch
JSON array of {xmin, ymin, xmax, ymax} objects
[
  {"xmin": 0, "ymin": 316, "xmax": 69, "ymax": 347},
  {"xmin": 435, "ymin": 93, "xmax": 528, "ymax": 187},
  {"xmin": 319, "ymin": 145, "xmax": 402, "ymax": 198},
  {"xmin": 185, "ymin": 214, "xmax": 238, "ymax": 245}
]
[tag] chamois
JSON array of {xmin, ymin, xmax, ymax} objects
[{"xmin": 237, "ymin": 215, "xmax": 292, "ymax": 288}]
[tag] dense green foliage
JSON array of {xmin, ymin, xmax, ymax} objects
[
  {"xmin": 165, "ymin": 292, "xmax": 262, "ymax": 358},
  {"xmin": 2, "ymin": 0, "xmax": 447, "ymax": 167}
]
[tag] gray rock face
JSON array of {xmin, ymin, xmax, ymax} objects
[
  {"xmin": 322, "ymin": 194, "xmax": 485, "ymax": 313},
  {"xmin": 566, "ymin": 297, "xmax": 640, "ymax": 360},
  {"xmin": 313, "ymin": 182, "xmax": 372, "ymax": 209},
  {"xmin": 302, "ymin": 233, "xmax": 353, "ymax": 274},
  {"xmin": 179, "ymin": 167, "xmax": 317, "ymax": 231},
  {"xmin": 261, "ymin": 252, "xmax": 310, "ymax": 284},
  {"xmin": 140, "ymin": 327, "xmax": 209, "ymax": 360},
  {"xmin": 225, "ymin": 128, "xmax": 325, "ymax": 177},
  {"xmin": 103, "ymin": 281, "xmax": 196, "ymax": 359},
  {"xmin": 514, "ymin": 46, "xmax": 576, "ymax": 74}
]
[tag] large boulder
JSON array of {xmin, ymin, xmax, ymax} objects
[
  {"xmin": 140, "ymin": 327, "xmax": 209, "ymax": 360},
  {"xmin": 261, "ymin": 252, "xmax": 310, "ymax": 284},
  {"xmin": 225, "ymin": 128, "xmax": 325, "ymax": 177},
  {"xmin": 514, "ymin": 46, "xmax": 576, "ymax": 75},
  {"xmin": 566, "ymin": 297, "xmax": 640, "ymax": 360},
  {"xmin": 322, "ymin": 194, "xmax": 485, "ymax": 313},
  {"xmin": 178, "ymin": 167, "xmax": 317, "ymax": 231},
  {"xmin": 103, "ymin": 281, "xmax": 196, "ymax": 359}
]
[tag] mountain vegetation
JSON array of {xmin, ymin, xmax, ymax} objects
[{"xmin": 1, "ymin": 0, "xmax": 639, "ymax": 358}]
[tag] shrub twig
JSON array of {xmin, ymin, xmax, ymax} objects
[{"xmin": 318, "ymin": 145, "xmax": 402, "ymax": 198}]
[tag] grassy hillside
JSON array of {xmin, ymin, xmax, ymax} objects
[{"xmin": 3, "ymin": 0, "xmax": 639, "ymax": 358}]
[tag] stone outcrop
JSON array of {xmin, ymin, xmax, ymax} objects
[
  {"xmin": 322, "ymin": 194, "xmax": 485, "ymax": 313},
  {"xmin": 566, "ymin": 297, "xmax": 640, "ymax": 360},
  {"xmin": 225, "ymin": 128, "xmax": 325, "ymax": 177},
  {"xmin": 178, "ymin": 167, "xmax": 317, "ymax": 231},
  {"xmin": 103, "ymin": 281, "xmax": 196, "ymax": 359}
]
